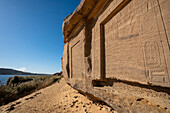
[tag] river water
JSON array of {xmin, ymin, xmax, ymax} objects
[{"xmin": 0, "ymin": 75, "xmax": 33, "ymax": 84}]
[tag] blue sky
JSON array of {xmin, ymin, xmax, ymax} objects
[{"xmin": 0, "ymin": 0, "xmax": 80, "ymax": 74}]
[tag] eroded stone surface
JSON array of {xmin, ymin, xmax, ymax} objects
[{"xmin": 62, "ymin": 0, "xmax": 170, "ymax": 112}]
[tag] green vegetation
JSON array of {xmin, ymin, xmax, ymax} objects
[{"xmin": 0, "ymin": 75, "xmax": 63, "ymax": 106}]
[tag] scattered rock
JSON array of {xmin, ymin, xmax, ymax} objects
[
  {"xmin": 70, "ymin": 104, "xmax": 74, "ymax": 107},
  {"xmin": 102, "ymin": 107, "xmax": 106, "ymax": 111},
  {"xmin": 15, "ymin": 101, "xmax": 21, "ymax": 105},
  {"xmin": 83, "ymin": 108, "xmax": 88, "ymax": 113},
  {"xmin": 98, "ymin": 106, "xmax": 102, "ymax": 110},
  {"xmin": 113, "ymin": 111, "xmax": 118, "ymax": 113},
  {"xmin": 6, "ymin": 106, "xmax": 15, "ymax": 111},
  {"xmin": 83, "ymin": 105, "xmax": 86, "ymax": 108},
  {"xmin": 102, "ymin": 105, "xmax": 113, "ymax": 111},
  {"xmin": 70, "ymin": 100, "xmax": 78, "ymax": 107},
  {"xmin": 25, "ymin": 96, "xmax": 34, "ymax": 100},
  {"xmin": 34, "ymin": 92, "xmax": 42, "ymax": 96},
  {"xmin": 74, "ymin": 96, "xmax": 78, "ymax": 98},
  {"xmin": 73, "ymin": 100, "xmax": 78, "ymax": 104},
  {"xmin": 84, "ymin": 103, "xmax": 90, "ymax": 105},
  {"xmin": 136, "ymin": 98, "xmax": 144, "ymax": 101}
]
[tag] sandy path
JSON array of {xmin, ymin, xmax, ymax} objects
[{"xmin": 0, "ymin": 78, "xmax": 115, "ymax": 113}]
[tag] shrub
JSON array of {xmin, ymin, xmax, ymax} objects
[
  {"xmin": 16, "ymin": 81, "xmax": 38, "ymax": 94},
  {"xmin": 6, "ymin": 76, "xmax": 34, "ymax": 87},
  {"xmin": 6, "ymin": 77, "xmax": 12, "ymax": 86},
  {"xmin": 0, "ymin": 80, "xmax": 18, "ymax": 106},
  {"xmin": 0, "ymin": 75, "xmax": 63, "ymax": 106}
]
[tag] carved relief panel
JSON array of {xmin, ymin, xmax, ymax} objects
[
  {"xmin": 99, "ymin": 0, "xmax": 170, "ymax": 87},
  {"xmin": 69, "ymin": 28, "xmax": 85, "ymax": 79}
]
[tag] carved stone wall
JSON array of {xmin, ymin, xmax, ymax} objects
[
  {"xmin": 62, "ymin": 0, "xmax": 170, "ymax": 112},
  {"xmin": 69, "ymin": 28, "xmax": 85, "ymax": 79}
]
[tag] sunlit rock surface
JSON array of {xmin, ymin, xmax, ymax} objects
[{"xmin": 62, "ymin": 0, "xmax": 170, "ymax": 112}]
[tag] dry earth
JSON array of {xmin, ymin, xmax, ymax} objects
[{"xmin": 0, "ymin": 78, "xmax": 115, "ymax": 113}]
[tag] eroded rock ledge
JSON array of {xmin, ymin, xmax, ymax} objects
[{"xmin": 62, "ymin": 0, "xmax": 170, "ymax": 112}]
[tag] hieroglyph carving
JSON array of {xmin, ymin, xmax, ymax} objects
[{"xmin": 145, "ymin": 41, "xmax": 161, "ymax": 68}]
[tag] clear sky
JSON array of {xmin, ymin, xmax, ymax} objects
[{"xmin": 0, "ymin": 0, "xmax": 80, "ymax": 74}]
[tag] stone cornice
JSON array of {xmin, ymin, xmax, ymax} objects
[{"xmin": 62, "ymin": 0, "xmax": 111, "ymax": 43}]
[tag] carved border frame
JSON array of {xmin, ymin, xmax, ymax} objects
[
  {"xmin": 99, "ymin": 0, "xmax": 132, "ymax": 79},
  {"xmin": 70, "ymin": 40, "xmax": 80, "ymax": 78}
]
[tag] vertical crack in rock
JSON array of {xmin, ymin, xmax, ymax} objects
[
  {"xmin": 66, "ymin": 43, "xmax": 70, "ymax": 78},
  {"xmin": 84, "ymin": 19, "xmax": 92, "ymax": 76}
]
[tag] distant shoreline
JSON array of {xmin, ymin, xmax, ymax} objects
[
  {"xmin": 0, "ymin": 75, "xmax": 52, "ymax": 85},
  {"xmin": 0, "ymin": 74, "xmax": 51, "ymax": 75},
  {"xmin": 0, "ymin": 68, "xmax": 51, "ymax": 75}
]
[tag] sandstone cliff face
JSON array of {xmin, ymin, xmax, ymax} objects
[{"xmin": 62, "ymin": 0, "xmax": 170, "ymax": 112}]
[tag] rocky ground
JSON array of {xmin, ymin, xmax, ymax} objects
[{"xmin": 0, "ymin": 78, "xmax": 116, "ymax": 113}]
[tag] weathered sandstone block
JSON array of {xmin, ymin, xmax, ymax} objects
[{"xmin": 62, "ymin": 0, "xmax": 170, "ymax": 112}]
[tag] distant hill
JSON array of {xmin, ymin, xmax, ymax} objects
[{"xmin": 0, "ymin": 68, "xmax": 50, "ymax": 75}]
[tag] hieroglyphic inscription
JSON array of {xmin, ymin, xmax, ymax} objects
[
  {"xmin": 140, "ymin": 0, "xmax": 170, "ymax": 86},
  {"xmin": 148, "ymin": 70, "xmax": 167, "ymax": 83},
  {"xmin": 102, "ymin": 0, "xmax": 147, "ymax": 83},
  {"xmin": 99, "ymin": 0, "xmax": 170, "ymax": 87},
  {"xmin": 144, "ymin": 41, "xmax": 161, "ymax": 68},
  {"xmin": 120, "ymin": 34, "xmax": 139, "ymax": 40}
]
